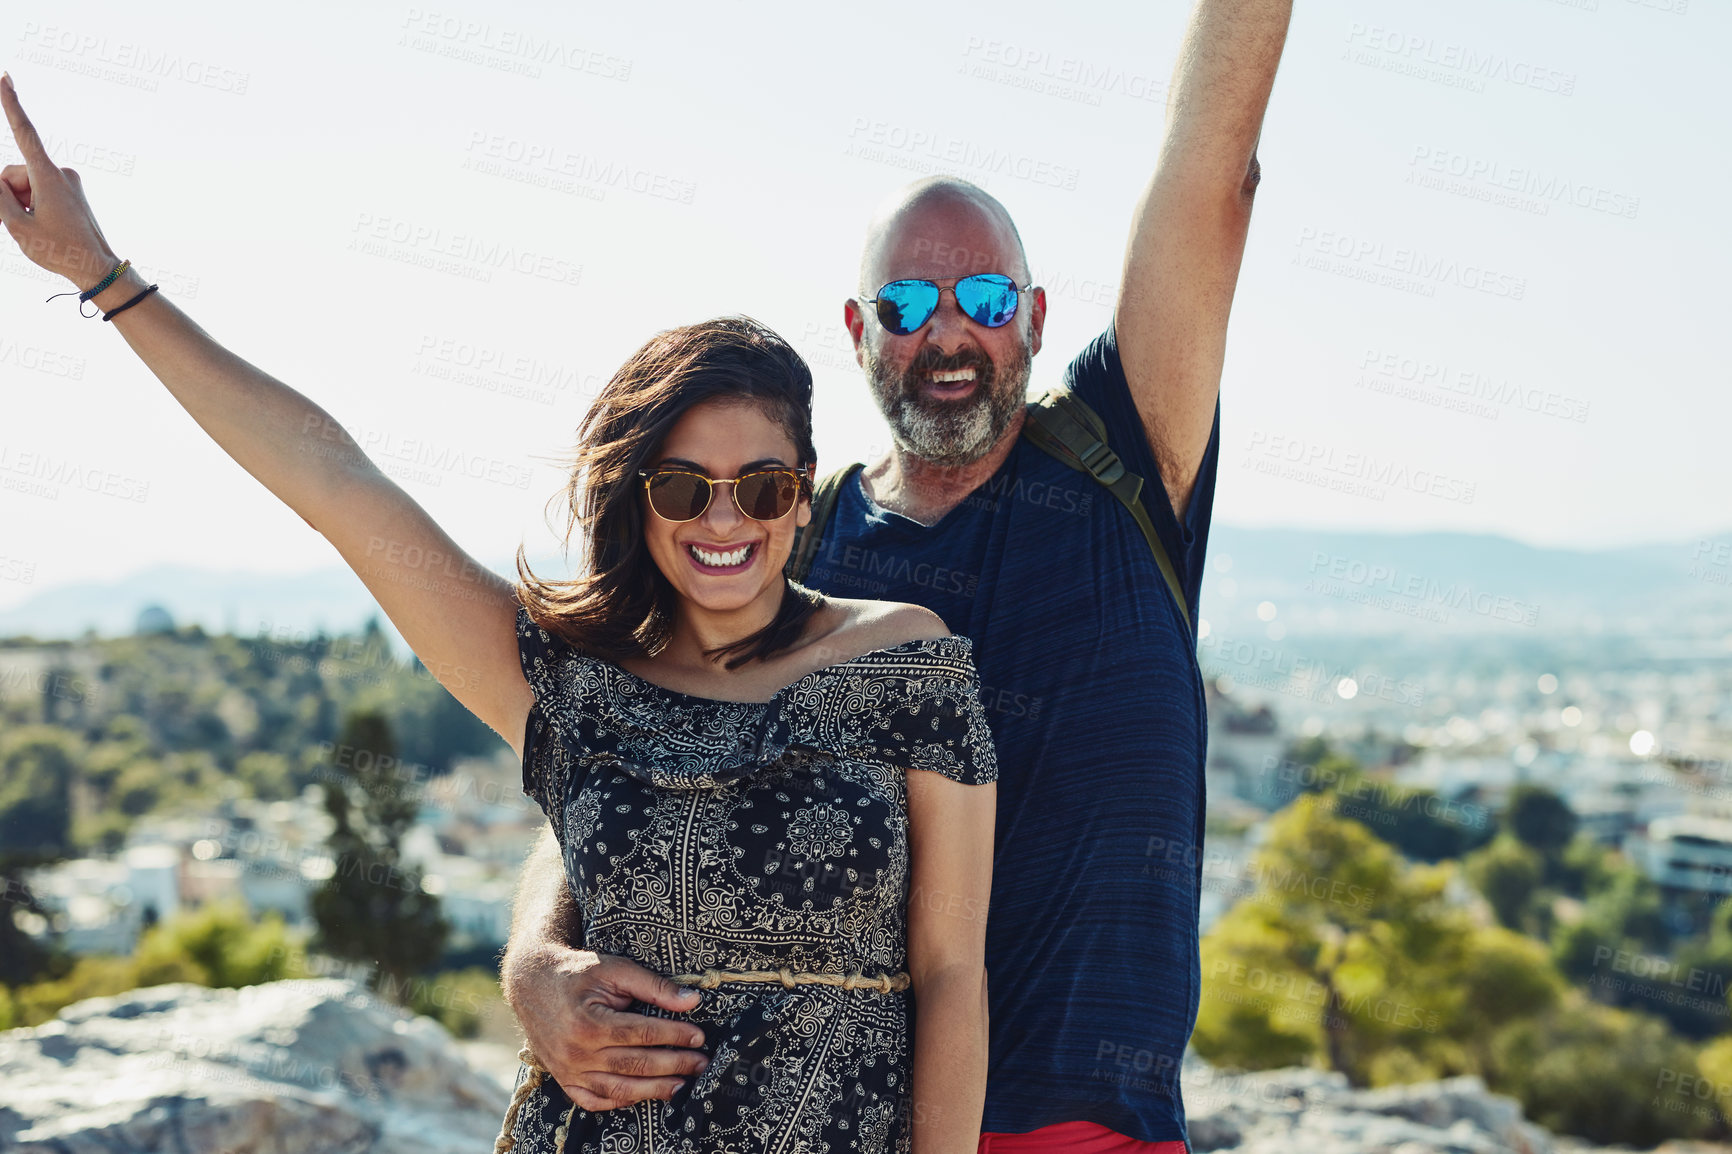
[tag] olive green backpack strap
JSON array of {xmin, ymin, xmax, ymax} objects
[
  {"xmin": 1021, "ymin": 386, "xmax": 1192, "ymax": 635},
  {"xmin": 786, "ymin": 462, "xmax": 863, "ymax": 585}
]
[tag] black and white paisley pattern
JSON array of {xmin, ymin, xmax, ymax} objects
[{"xmin": 508, "ymin": 605, "xmax": 997, "ymax": 1154}]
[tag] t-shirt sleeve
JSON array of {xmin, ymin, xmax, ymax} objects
[
  {"xmin": 1061, "ymin": 323, "xmax": 1221, "ymax": 632},
  {"xmin": 515, "ymin": 604, "xmax": 582, "ymax": 825},
  {"xmin": 872, "ymin": 638, "xmax": 999, "ymax": 786}
]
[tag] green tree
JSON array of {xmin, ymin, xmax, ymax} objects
[
  {"xmin": 1507, "ymin": 785, "xmax": 1578, "ymax": 858},
  {"xmin": 0, "ymin": 726, "xmax": 77, "ymax": 858},
  {"xmin": 6, "ymin": 902, "xmax": 303, "ymax": 1026},
  {"xmin": 1553, "ymin": 861, "xmax": 1670, "ymax": 984},
  {"xmin": 1286, "ymin": 742, "xmax": 1490, "ymax": 862},
  {"xmin": 1194, "ymin": 794, "xmax": 1469, "ymax": 1083},
  {"xmin": 1553, "ymin": 832, "xmax": 1618, "ymax": 898},
  {"xmin": 1464, "ymin": 836, "xmax": 1544, "ymax": 931},
  {"xmin": 407, "ymin": 966, "xmax": 506, "ymax": 1039},
  {"xmin": 0, "ymin": 726, "xmax": 80, "ymax": 985},
  {"xmin": 1436, "ymin": 926, "xmax": 1565, "ymax": 1076},
  {"xmin": 1196, "ymin": 794, "xmax": 1708, "ymax": 1147},
  {"xmin": 309, "ymin": 710, "xmax": 448, "ymax": 1001},
  {"xmin": 132, "ymin": 900, "xmax": 302, "ymax": 988},
  {"xmin": 1492, "ymin": 998, "xmax": 1712, "ymax": 1145},
  {"xmin": 235, "ymin": 750, "xmax": 296, "ymax": 801}
]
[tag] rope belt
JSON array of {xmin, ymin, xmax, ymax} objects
[
  {"xmin": 672, "ymin": 967, "xmax": 911, "ymax": 992},
  {"xmin": 495, "ymin": 1047, "xmax": 575, "ymax": 1154},
  {"xmin": 493, "ymin": 971, "xmax": 910, "ymax": 1153}
]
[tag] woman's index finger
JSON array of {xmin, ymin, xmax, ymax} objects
[{"xmin": 0, "ymin": 74, "xmax": 55, "ymax": 174}]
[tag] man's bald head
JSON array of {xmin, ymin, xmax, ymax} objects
[
  {"xmin": 848, "ymin": 178, "xmax": 1043, "ymax": 468},
  {"xmin": 858, "ymin": 178, "xmax": 1029, "ymax": 295}
]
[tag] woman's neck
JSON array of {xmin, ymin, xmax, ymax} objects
[{"xmin": 658, "ymin": 581, "xmax": 786, "ymax": 672}]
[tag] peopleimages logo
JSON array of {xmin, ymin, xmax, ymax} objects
[
  {"xmin": 0, "ymin": 338, "xmax": 85, "ymax": 380},
  {"xmin": 462, "ymin": 132, "xmax": 696, "ymax": 204},
  {"xmin": 844, "ymin": 118, "xmax": 1081, "ymax": 191},
  {"xmin": 958, "ymin": 36, "xmax": 1168, "ymax": 106},
  {"xmin": 1408, "ymin": 146, "xmax": 1640, "ymax": 220},
  {"xmin": 1243, "ymin": 430, "xmax": 1478, "ymax": 505},
  {"xmin": 17, "ymin": 22, "xmax": 251, "ymax": 94},
  {"xmin": 1306, "ymin": 551, "xmax": 1540, "ymax": 627},
  {"xmin": 1357, "ymin": 348, "xmax": 1590, "ymax": 424},
  {"xmin": 0, "ymin": 445, "xmax": 150, "ymax": 503},
  {"xmin": 1294, "ymin": 228, "xmax": 1527, "ymax": 301},
  {"xmin": 347, "ymin": 213, "xmax": 582, "ymax": 288},
  {"xmin": 398, "ymin": 9, "xmax": 632, "ymax": 81},
  {"xmin": 1342, "ymin": 22, "xmax": 1577, "ymax": 96}
]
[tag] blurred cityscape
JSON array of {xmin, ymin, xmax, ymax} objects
[
  {"xmin": 6, "ymin": 523, "xmax": 1732, "ymax": 1145},
  {"xmin": 1194, "ymin": 526, "xmax": 1732, "ymax": 938},
  {"xmin": 5, "ymin": 523, "xmax": 1730, "ymax": 963}
]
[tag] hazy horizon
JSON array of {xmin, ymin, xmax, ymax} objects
[{"xmin": 4, "ymin": 0, "xmax": 1728, "ymax": 612}]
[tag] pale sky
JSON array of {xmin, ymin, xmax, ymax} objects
[{"xmin": 3, "ymin": 0, "xmax": 1727, "ymax": 612}]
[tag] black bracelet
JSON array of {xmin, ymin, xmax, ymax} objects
[{"xmin": 101, "ymin": 283, "xmax": 159, "ymax": 322}]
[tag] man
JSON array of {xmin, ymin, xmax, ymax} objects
[{"xmin": 501, "ymin": 2, "xmax": 1291, "ymax": 1148}]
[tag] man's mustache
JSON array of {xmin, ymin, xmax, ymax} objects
[{"xmin": 904, "ymin": 349, "xmax": 995, "ymax": 384}]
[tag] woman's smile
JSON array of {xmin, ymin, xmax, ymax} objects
[{"xmin": 685, "ymin": 540, "xmax": 760, "ymax": 573}]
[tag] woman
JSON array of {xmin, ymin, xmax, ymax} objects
[{"xmin": 0, "ymin": 73, "xmax": 996, "ymax": 1154}]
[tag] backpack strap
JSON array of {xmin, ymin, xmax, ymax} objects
[
  {"xmin": 1022, "ymin": 387, "xmax": 1192, "ymax": 634},
  {"xmin": 786, "ymin": 462, "xmax": 862, "ymax": 585}
]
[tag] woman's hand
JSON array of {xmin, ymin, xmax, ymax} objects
[{"xmin": 0, "ymin": 72, "xmax": 124, "ymax": 291}]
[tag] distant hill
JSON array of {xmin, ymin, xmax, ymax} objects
[
  {"xmin": 0, "ymin": 556, "xmax": 551, "ymax": 650},
  {"xmin": 1, "ymin": 529, "xmax": 1727, "ymax": 643},
  {"xmin": 0, "ymin": 564, "xmax": 398, "ymax": 644},
  {"xmin": 1205, "ymin": 525, "xmax": 1732, "ymax": 638}
]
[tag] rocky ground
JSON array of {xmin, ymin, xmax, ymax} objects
[
  {"xmin": 2, "ymin": 979, "xmax": 1728, "ymax": 1153},
  {"xmin": 0, "ymin": 980, "xmax": 510, "ymax": 1153}
]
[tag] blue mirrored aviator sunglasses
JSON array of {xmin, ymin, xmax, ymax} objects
[{"xmin": 862, "ymin": 273, "xmax": 1033, "ymax": 336}]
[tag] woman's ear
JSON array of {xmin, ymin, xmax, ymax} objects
[{"xmin": 795, "ymin": 463, "xmax": 817, "ymax": 527}]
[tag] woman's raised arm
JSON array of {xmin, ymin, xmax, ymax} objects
[{"xmin": 0, "ymin": 73, "xmax": 534, "ymax": 754}]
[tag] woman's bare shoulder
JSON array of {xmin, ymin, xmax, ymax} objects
[{"xmin": 815, "ymin": 596, "xmax": 951, "ymax": 656}]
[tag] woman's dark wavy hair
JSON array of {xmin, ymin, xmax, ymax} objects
[{"xmin": 515, "ymin": 316, "xmax": 822, "ymax": 671}]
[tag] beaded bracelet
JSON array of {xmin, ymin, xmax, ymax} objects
[
  {"xmin": 101, "ymin": 283, "xmax": 158, "ymax": 322},
  {"xmin": 79, "ymin": 258, "xmax": 130, "ymax": 302},
  {"xmin": 43, "ymin": 257, "xmax": 133, "ymax": 317}
]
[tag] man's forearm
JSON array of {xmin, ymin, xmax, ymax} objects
[
  {"xmin": 501, "ymin": 827, "xmax": 583, "ymax": 1007},
  {"xmin": 1164, "ymin": 0, "xmax": 1293, "ymax": 183}
]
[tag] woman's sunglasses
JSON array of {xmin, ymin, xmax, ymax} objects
[
  {"xmin": 861, "ymin": 273, "xmax": 1033, "ymax": 337},
  {"xmin": 637, "ymin": 467, "xmax": 807, "ymax": 523}
]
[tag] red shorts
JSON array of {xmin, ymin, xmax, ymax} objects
[{"xmin": 977, "ymin": 1121, "xmax": 1187, "ymax": 1153}]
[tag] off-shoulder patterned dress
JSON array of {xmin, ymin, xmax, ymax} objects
[{"xmin": 504, "ymin": 605, "xmax": 998, "ymax": 1154}]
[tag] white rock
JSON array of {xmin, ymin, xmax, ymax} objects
[
  {"xmin": 0, "ymin": 980, "xmax": 510, "ymax": 1154},
  {"xmin": 0, "ymin": 980, "xmax": 1643, "ymax": 1154},
  {"xmin": 1179, "ymin": 1057, "xmax": 1570, "ymax": 1154}
]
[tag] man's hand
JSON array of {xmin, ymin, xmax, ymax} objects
[
  {"xmin": 501, "ymin": 828, "xmax": 707, "ymax": 1110},
  {"xmin": 503, "ymin": 942, "xmax": 709, "ymax": 1111}
]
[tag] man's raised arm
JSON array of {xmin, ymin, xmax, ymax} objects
[{"xmin": 1115, "ymin": 0, "xmax": 1293, "ymax": 518}]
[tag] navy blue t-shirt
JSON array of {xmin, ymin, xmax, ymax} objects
[{"xmin": 803, "ymin": 324, "xmax": 1219, "ymax": 1144}]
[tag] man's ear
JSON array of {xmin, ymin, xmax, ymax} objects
[
  {"xmin": 1028, "ymin": 285, "xmax": 1048, "ymax": 358},
  {"xmin": 844, "ymin": 298, "xmax": 868, "ymax": 367}
]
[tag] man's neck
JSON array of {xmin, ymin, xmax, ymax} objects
[{"xmin": 860, "ymin": 408, "xmax": 1027, "ymax": 526}]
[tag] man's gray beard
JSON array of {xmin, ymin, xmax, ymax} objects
[{"xmin": 863, "ymin": 340, "xmax": 1031, "ymax": 468}]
